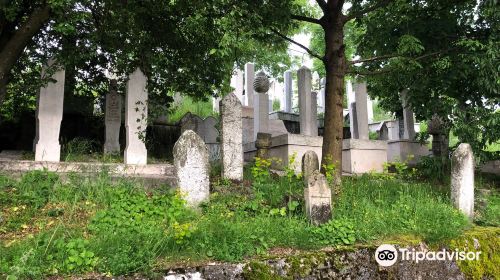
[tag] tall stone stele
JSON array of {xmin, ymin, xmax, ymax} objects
[
  {"xmin": 304, "ymin": 170, "xmax": 332, "ymax": 225},
  {"xmin": 173, "ymin": 130, "xmax": 210, "ymax": 207},
  {"xmin": 220, "ymin": 93, "xmax": 243, "ymax": 181},
  {"xmin": 451, "ymin": 143, "xmax": 475, "ymax": 219},
  {"xmin": 124, "ymin": 68, "xmax": 148, "ymax": 165},
  {"xmin": 253, "ymin": 71, "xmax": 270, "ymax": 141},
  {"xmin": 298, "ymin": 66, "xmax": 318, "ymax": 136},
  {"xmin": 35, "ymin": 59, "xmax": 65, "ymax": 162},
  {"xmin": 104, "ymin": 79, "xmax": 122, "ymax": 154}
]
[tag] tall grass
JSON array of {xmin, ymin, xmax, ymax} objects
[{"xmin": 334, "ymin": 175, "xmax": 470, "ymax": 242}]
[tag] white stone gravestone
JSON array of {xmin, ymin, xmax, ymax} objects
[
  {"xmin": 253, "ymin": 71, "xmax": 270, "ymax": 141},
  {"xmin": 173, "ymin": 130, "xmax": 210, "ymax": 207},
  {"xmin": 220, "ymin": 93, "xmax": 243, "ymax": 180},
  {"xmin": 284, "ymin": 70, "xmax": 293, "ymax": 113},
  {"xmin": 124, "ymin": 68, "xmax": 148, "ymax": 165},
  {"xmin": 35, "ymin": 59, "xmax": 65, "ymax": 162},
  {"xmin": 451, "ymin": 143, "xmax": 475, "ymax": 219},
  {"xmin": 244, "ymin": 63, "xmax": 255, "ymax": 107},
  {"xmin": 298, "ymin": 66, "xmax": 318, "ymax": 136}
]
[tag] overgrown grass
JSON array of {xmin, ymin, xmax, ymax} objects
[{"xmin": 0, "ymin": 162, "xmax": 481, "ymax": 278}]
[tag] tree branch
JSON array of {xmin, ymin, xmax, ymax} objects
[
  {"xmin": 291, "ymin": 14, "xmax": 321, "ymax": 25},
  {"xmin": 349, "ymin": 49, "xmax": 453, "ymax": 65},
  {"xmin": 315, "ymin": 0, "xmax": 327, "ymax": 13},
  {"xmin": 270, "ymin": 28, "xmax": 323, "ymax": 61},
  {"xmin": 349, "ymin": 54, "xmax": 399, "ymax": 64},
  {"xmin": 345, "ymin": 0, "xmax": 392, "ymax": 22}
]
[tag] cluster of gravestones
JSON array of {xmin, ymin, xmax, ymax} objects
[
  {"xmin": 31, "ymin": 59, "xmax": 476, "ymax": 221},
  {"xmin": 34, "ymin": 61, "xmax": 148, "ymax": 165}
]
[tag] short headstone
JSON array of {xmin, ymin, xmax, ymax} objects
[
  {"xmin": 451, "ymin": 143, "xmax": 475, "ymax": 219},
  {"xmin": 124, "ymin": 68, "xmax": 148, "ymax": 165},
  {"xmin": 104, "ymin": 80, "xmax": 122, "ymax": 154},
  {"xmin": 302, "ymin": 150, "xmax": 319, "ymax": 183},
  {"xmin": 220, "ymin": 93, "xmax": 243, "ymax": 180},
  {"xmin": 173, "ymin": 130, "xmax": 210, "ymax": 207},
  {"xmin": 255, "ymin": 132, "xmax": 271, "ymax": 160},
  {"xmin": 304, "ymin": 170, "xmax": 332, "ymax": 225},
  {"xmin": 35, "ymin": 59, "xmax": 65, "ymax": 162}
]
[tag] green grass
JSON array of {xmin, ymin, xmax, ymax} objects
[
  {"xmin": 167, "ymin": 96, "xmax": 215, "ymax": 123},
  {"xmin": 0, "ymin": 164, "xmax": 482, "ymax": 278}
]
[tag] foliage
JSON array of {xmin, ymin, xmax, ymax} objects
[
  {"xmin": 309, "ymin": 219, "xmax": 356, "ymax": 247},
  {"xmin": 415, "ymin": 156, "xmax": 450, "ymax": 182},
  {"xmin": 0, "ymin": 168, "xmax": 480, "ymax": 277},
  {"xmin": 167, "ymin": 96, "xmax": 215, "ymax": 124}
]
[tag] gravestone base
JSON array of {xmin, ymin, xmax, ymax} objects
[
  {"xmin": 342, "ymin": 139, "xmax": 388, "ymax": 174},
  {"xmin": 244, "ymin": 133, "xmax": 323, "ymax": 172},
  {"xmin": 387, "ymin": 139, "xmax": 430, "ymax": 164}
]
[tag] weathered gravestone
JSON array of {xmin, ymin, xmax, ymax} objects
[
  {"xmin": 35, "ymin": 59, "xmax": 65, "ymax": 162},
  {"xmin": 298, "ymin": 66, "xmax": 318, "ymax": 136},
  {"xmin": 302, "ymin": 150, "xmax": 319, "ymax": 183},
  {"xmin": 451, "ymin": 143, "xmax": 475, "ymax": 219},
  {"xmin": 124, "ymin": 68, "xmax": 148, "ymax": 165},
  {"xmin": 220, "ymin": 93, "xmax": 243, "ymax": 181},
  {"xmin": 255, "ymin": 132, "xmax": 271, "ymax": 160},
  {"xmin": 104, "ymin": 80, "xmax": 122, "ymax": 154},
  {"xmin": 304, "ymin": 170, "xmax": 332, "ymax": 225},
  {"xmin": 173, "ymin": 130, "xmax": 210, "ymax": 207}
]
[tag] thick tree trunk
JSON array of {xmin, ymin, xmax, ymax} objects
[
  {"xmin": 320, "ymin": 7, "xmax": 346, "ymax": 186},
  {"xmin": 0, "ymin": 5, "xmax": 50, "ymax": 108}
]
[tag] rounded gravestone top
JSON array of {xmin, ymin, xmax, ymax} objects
[{"xmin": 253, "ymin": 71, "xmax": 270, "ymax": 94}]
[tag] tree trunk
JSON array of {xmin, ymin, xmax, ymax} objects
[
  {"xmin": 0, "ymin": 5, "xmax": 50, "ymax": 108},
  {"xmin": 320, "ymin": 8, "xmax": 346, "ymax": 186}
]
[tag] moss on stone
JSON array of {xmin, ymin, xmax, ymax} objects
[
  {"xmin": 449, "ymin": 227, "xmax": 499, "ymax": 280},
  {"xmin": 242, "ymin": 261, "xmax": 285, "ymax": 280},
  {"xmin": 286, "ymin": 252, "xmax": 326, "ymax": 278}
]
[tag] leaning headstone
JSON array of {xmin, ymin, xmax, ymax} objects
[
  {"xmin": 173, "ymin": 130, "xmax": 210, "ymax": 207},
  {"xmin": 124, "ymin": 68, "xmax": 148, "ymax": 165},
  {"xmin": 451, "ymin": 143, "xmax": 475, "ymax": 219},
  {"xmin": 220, "ymin": 93, "xmax": 243, "ymax": 180},
  {"xmin": 255, "ymin": 132, "xmax": 271, "ymax": 160},
  {"xmin": 284, "ymin": 70, "xmax": 293, "ymax": 113},
  {"xmin": 104, "ymin": 79, "xmax": 122, "ymax": 154},
  {"xmin": 253, "ymin": 71, "xmax": 270, "ymax": 141},
  {"xmin": 35, "ymin": 59, "xmax": 65, "ymax": 162},
  {"xmin": 302, "ymin": 151, "xmax": 319, "ymax": 183},
  {"xmin": 304, "ymin": 170, "xmax": 332, "ymax": 225}
]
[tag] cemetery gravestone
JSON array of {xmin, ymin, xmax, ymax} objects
[
  {"xmin": 451, "ymin": 143, "xmax": 475, "ymax": 219},
  {"xmin": 104, "ymin": 80, "xmax": 122, "ymax": 154},
  {"xmin": 220, "ymin": 93, "xmax": 243, "ymax": 180},
  {"xmin": 173, "ymin": 130, "xmax": 210, "ymax": 207},
  {"xmin": 35, "ymin": 60, "xmax": 65, "ymax": 162},
  {"xmin": 304, "ymin": 170, "xmax": 332, "ymax": 225},
  {"xmin": 124, "ymin": 68, "xmax": 148, "ymax": 165},
  {"xmin": 253, "ymin": 71, "xmax": 270, "ymax": 141},
  {"xmin": 298, "ymin": 66, "xmax": 318, "ymax": 136},
  {"xmin": 302, "ymin": 150, "xmax": 319, "ymax": 184}
]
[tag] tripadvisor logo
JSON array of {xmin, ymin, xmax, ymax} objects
[
  {"xmin": 375, "ymin": 244, "xmax": 481, "ymax": 267},
  {"xmin": 375, "ymin": 244, "xmax": 398, "ymax": 267}
]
